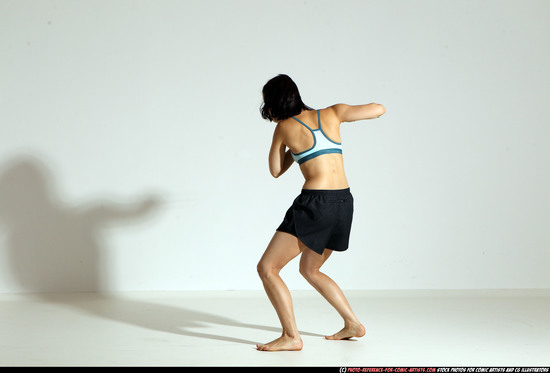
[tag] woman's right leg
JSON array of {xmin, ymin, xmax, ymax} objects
[
  {"xmin": 299, "ymin": 248, "xmax": 365, "ymax": 340},
  {"xmin": 256, "ymin": 231, "xmax": 303, "ymax": 351}
]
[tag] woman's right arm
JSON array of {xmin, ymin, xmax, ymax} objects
[{"xmin": 331, "ymin": 103, "xmax": 386, "ymax": 123}]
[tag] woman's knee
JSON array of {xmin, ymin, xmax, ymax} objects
[
  {"xmin": 257, "ymin": 260, "xmax": 280, "ymax": 281},
  {"xmin": 299, "ymin": 263, "xmax": 320, "ymax": 282}
]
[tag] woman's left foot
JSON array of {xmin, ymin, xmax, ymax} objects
[{"xmin": 256, "ymin": 334, "xmax": 303, "ymax": 351}]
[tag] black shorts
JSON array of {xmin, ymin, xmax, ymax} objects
[{"xmin": 276, "ymin": 188, "xmax": 354, "ymax": 255}]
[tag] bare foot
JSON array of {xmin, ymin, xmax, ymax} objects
[
  {"xmin": 256, "ymin": 334, "xmax": 303, "ymax": 351},
  {"xmin": 325, "ymin": 323, "xmax": 366, "ymax": 340}
]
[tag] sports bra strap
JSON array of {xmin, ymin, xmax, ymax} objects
[
  {"xmin": 291, "ymin": 116, "xmax": 313, "ymax": 130},
  {"xmin": 292, "ymin": 110, "xmax": 322, "ymax": 131},
  {"xmin": 289, "ymin": 110, "xmax": 343, "ymax": 165}
]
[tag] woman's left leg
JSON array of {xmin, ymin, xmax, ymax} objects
[{"xmin": 256, "ymin": 231, "xmax": 304, "ymax": 351}]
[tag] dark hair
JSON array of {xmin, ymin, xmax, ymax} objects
[{"xmin": 260, "ymin": 74, "xmax": 313, "ymax": 122}]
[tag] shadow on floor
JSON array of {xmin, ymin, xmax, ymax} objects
[
  {"xmin": 0, "ymin": 155, "xmax": 322, "ymax": 346},
  {"xmin": 31, "ymin": 292, "xmax": 324, "ymax": 347}
]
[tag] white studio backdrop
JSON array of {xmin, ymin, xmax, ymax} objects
[{"xmin": 0, "ymin": 0, "xmax": 549, "ymax": 293}]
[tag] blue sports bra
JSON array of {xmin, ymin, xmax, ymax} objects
[{"xmin": 290, "ymin": 110, "xmax": 343, "ymax": 165}]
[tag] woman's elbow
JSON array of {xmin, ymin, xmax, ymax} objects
[
  {"xmin": 269, "ymin": 167, "xmax": 282, "ymax": 178},
  {"xmin": 376, "ymin": 104, "xmax": 386, "ymax": 117}
]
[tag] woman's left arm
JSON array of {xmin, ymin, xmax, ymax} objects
[{"xmin": 268, "ymin": 125, "xmax": 293, "ymax": 178}]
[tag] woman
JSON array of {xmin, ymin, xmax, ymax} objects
[{"xmin": 256, "ymin": 74, "xmax": 386, "ymax": 351}]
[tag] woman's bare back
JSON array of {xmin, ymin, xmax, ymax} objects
[{"xmin": 278, "ymin": 107, "xmax": 349, "ymax": 189}]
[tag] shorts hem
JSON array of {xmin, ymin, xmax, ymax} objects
[{"xmin": 276, "ymin": 229, "xmax": 348, "ymax": 255}]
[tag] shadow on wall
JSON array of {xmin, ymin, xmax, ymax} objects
[
  {"xmin": 0, "ymin": 155, "xmax": 320, "ymax": 346},
  {"xmin": 0, "ymin": 155, "xmax": 161, "ymax": 292}
]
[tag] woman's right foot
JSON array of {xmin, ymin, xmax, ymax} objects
[{"xmin": 325, "ymin": 322, "xmax": 366, "ymax": 340}]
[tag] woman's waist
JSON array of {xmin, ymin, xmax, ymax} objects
[
  {"xmin": 302, "ymin": 177, "xmax": 349, "ymax": 190},
  {"xmin": 300, "ymin": 187, "xmax": 351, "ymax": 197},
  {"xmin": 299, "ymin": 155, "xmax": 348, "ymax": 189}
]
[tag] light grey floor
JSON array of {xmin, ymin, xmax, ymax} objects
[{"xmin": 1, "ymin": 290, "xmax": 549, "ymax": 367}]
